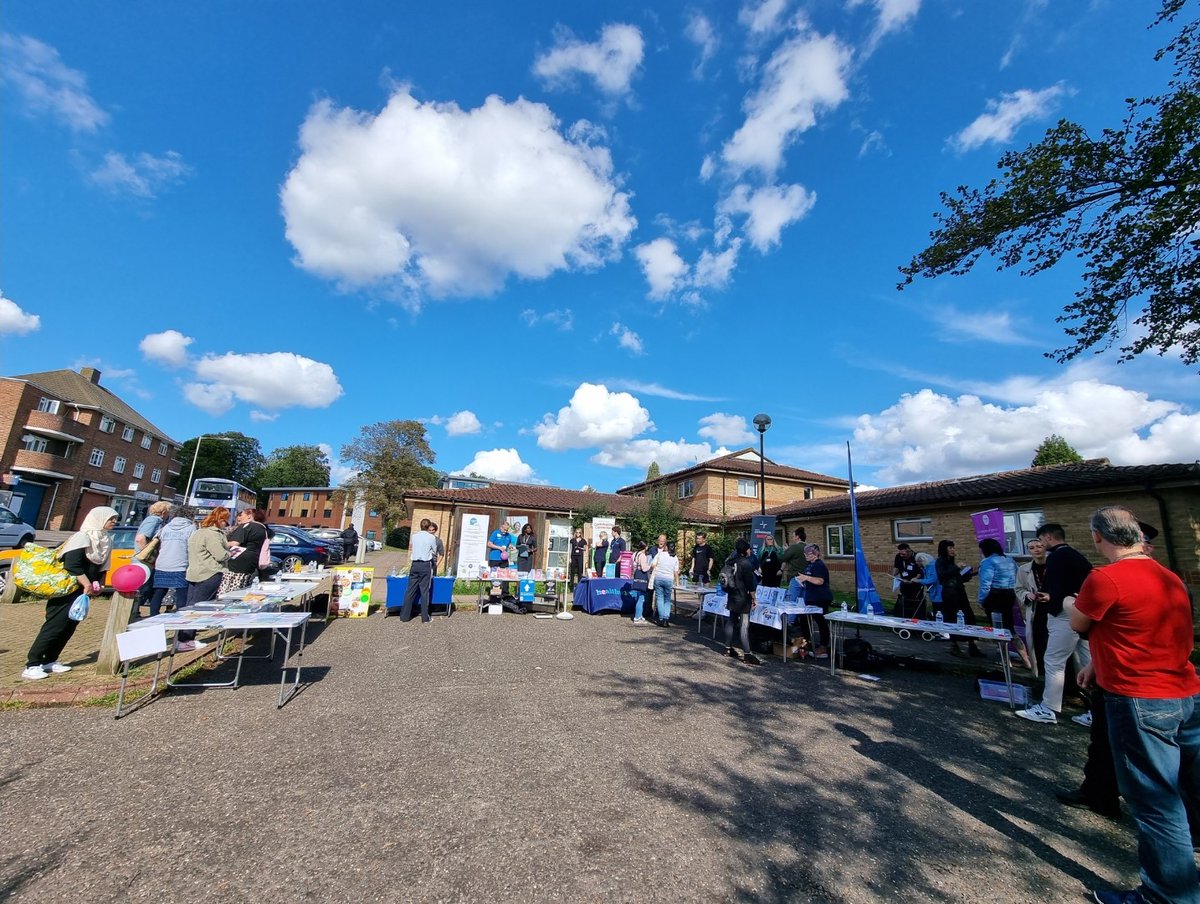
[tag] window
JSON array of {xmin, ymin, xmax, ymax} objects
[
  {"xmin": 133, "ymin": 463, "xmax": 145, "ymax": 478},
  {"xmin": 151, "ymin": 468, "xmax": 162, "ymax": 484},
  {"xmin": 158, "ymin": 441, "xmax": 168, "ymax": 455},
  {"xmin": 37, "ymin": 397, "xmax": 60, "ymax": 414},
  {"xmin": 737, "ymin": 479, "xmax": 758, "ymax": 498},
  {"xmin": 369, "ymin": 509, "xmax": 379, "ymax": 517},
  {"xmin": 89, "ymin": 448, "xmax": 104, "ymax": 467},
  {"xmin": 366, "ymin": 530, "xmax": 377, "ymax": 540},
  {"xmin": 677, "ymin": 479, "xmax": 695, "ymax": 499},
  {"xmin": 99, "ymin": 415, "xmax": 116, "ymax": 433},
  {"xmin": 825, "ymin": 523, "xmax": 855, "ymax": 557},
  {"xmin": 281, "ymin": 492, "xmax": 289, "ymax": 501},
  {"xmin": 21, "ymin": 434, "xmax": 48, "ymax": 453},
  {"xmin": 803, "ymin": 486, "xmax": 814, "ymax": 500},
  {"xmin": 113, "ymin": 456, "xmax": 127, "ymax": 474},
  {"xmin": 300, "ymin": 508, "xmax": 308, "ymax": 518},
  {"xmin": 893, "ymin": 517, "xmax": 933, "ymax": 542},
  {"xmin": 278, "ymin": 508, "xmax": 286, "ymax": 517},
  {"xmin": 121, "ymin": 426, "xmax": 135, "ymax": 442},
  {"xmin": 1005, "ymin": 509, "xmax": 1045, "ymax": 556},
  {"xmin": 302, "ymin": 492, "xmax": 311, "ymax": 501},
  {"xmin": 141, "ymin": 434, "xmax": 153, "ymax": 449},
  {"xmin": 324, "ymin": 508, "xmax": 333, "ymax": 519}
]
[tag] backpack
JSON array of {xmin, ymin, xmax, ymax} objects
[{"xmin": 718, "ymin": 561, "xmax": 737, "ymax": 593}]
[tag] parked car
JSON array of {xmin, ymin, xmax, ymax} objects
[
  {"xmin": 308, "ymin": 527, "xmax": 350, "ymax": 558},
  {"xmin": 268, "ymin": 524, "xmax": 342, "ymax": 571},
  {"xmin": 0, "ymin": 506, "xmax": 36, "ymax": 550},
  {"xmin": 104, "ymin": 526, "xmax": 139, "ymax": 587},
  {"xmin": 366, "ymin": 539, "xmax": 383, "ymax": 551}
]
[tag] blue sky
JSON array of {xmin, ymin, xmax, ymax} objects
[{"xmin": 2, "ymin": 0, "xmax": 1196, "ymax": 492}]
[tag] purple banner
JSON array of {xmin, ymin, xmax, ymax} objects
[{"xmin": 970, "ymin": 508, "xmax": 1007, "ymax": 552}]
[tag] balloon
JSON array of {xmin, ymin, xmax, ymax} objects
[{"xmin": 111, "ymin": 561, "xmax": 151, "ymax": 594}]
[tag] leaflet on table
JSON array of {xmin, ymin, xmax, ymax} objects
[
  {"xmin": 701, "ymin": 592, "xmax": 729, "ymax": 616},
  {"xmin": 473, "ymin": 566, "xmax": 567, "ymax": 582},
  {"xmin": 749, "ymin": 604, "xmax": 783, "ymax": 629}
]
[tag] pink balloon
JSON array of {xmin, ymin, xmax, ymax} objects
[{"xmin": 112, "ymin": 561, "xmax": 150, "ymax": 593}]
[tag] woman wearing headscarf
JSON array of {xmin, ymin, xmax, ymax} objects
[
  {"xmin": 221, "ymin": 506, "xmax": 268, "ymax": 593},
  {"xmin": 22, "ymin": 506, "xmax": 118, "ymax": 681},
  {"xmin": 146, "ymin": 505, "xmax": 197, "ymax": 617},
  {"xmin": 179, "ymin": 507, "xmax": 230, "ymax": 652},
  {"xmin": 723, "ymin": 539, "xmax": 760, "ymax": 664},
  {"xmin": 937, "ymin": 539, "xmax": 982, "ymax": 658}
]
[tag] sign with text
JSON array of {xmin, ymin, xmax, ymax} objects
[
  {"xmin": 970, "ymin": 508, "xmax": 1007, "ymax": 552},
  {"xmin": 456, "ymin": 513, "xmax": 491, "ymax": 579},
  {"xmin": 751, "ymin": 516, "xmax": 777, "ymax": 559}
]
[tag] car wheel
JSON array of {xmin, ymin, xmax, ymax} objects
[
  {"xmin": 16, "ymin": 535, "xmax": 33, "ymax": 549},
  {"xmin": 281, "ymin": 554, "xmax": 304, "ymax": 571},
  {"xmin": 0, "ymin": 569, "xmax": 6, "ymax": 596}
]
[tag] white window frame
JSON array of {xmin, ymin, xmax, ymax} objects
[
  {"xmin": 22, "ymin": 434, "xmax": 48, "ymax": 453},
  {"xmin": 133, "ymin": 463, "xmax": 145, "ymax": 478},
  {"xmin": 121, "ymin": 426, "xmax": 135, "ymax": 442},
  {"xmin": 893, "ymin": 517, "xmax": 933, "ymax": 542},
  {"xmin": 158, "ymin": 441, "xmax": 168, "ymax": 455},
  {"xmin": 825, "ymin": 523, "xmax": 855, "ymax": 557},
  {"xmin": 1005, "ymin": 509, "xmax": 1046, "ymax": 557},
  {"xmin": 676, "ymin": 479, "xmax": 695, "ymax": 499},
  {"xmin": 99, "ymin": 415, "xmax": 116, "ymax": 433},
  {"xmin": 89, "ymin": 448, "xmax": 105, "ymax": 467},
  {"xmin": 151, "ymin": 468, "xmax": 162, "ymax": 484},
  {"xmin": 141, "ymin": 434, "xmax": 153, "ymax": 449},
  {"xmin": 737, "ymin": 478, "xmax": 758, "ymax": 498},
  {"xmin": 113, "ymin": 456, "xmax": 127, "ymax": 474},
  {"xmin": 37, "ymin": 397, "xmax": 60, "ymax": 414}
]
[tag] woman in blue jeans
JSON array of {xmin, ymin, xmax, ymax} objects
[
  {"xmin": 630, "ymin": 540, "xmax": 652, "ymax": 625},
  {"xmin": 647, "ymin": 541, "xmax": 680, "ymax": 628}
]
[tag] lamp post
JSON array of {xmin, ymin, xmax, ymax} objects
[
  {"xmin": 753, "ymin": 414, "xmax": 771, "ymax": 516},
  {"xmin": 182, "ymin": 434, "xmax": 235, "ymax": 502}
]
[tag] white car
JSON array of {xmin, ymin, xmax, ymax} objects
[
  {"xmin": 366, "ymin": 539, "xmax": 383, "ymax": 551},
  {"xmin": 0, "ymin": 506, "xmax": 35, "ymax": 550}
]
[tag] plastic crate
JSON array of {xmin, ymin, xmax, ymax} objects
[{"xmin": 978, "ymin": 679, "xmax": 1029, "ymax": 705}]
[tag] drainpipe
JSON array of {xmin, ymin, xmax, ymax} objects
[{"xmin": 1143, "ymin": 481, "xmax": 1180, "ymax": 576}]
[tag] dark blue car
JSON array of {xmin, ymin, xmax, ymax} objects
[{"xmin": 268, "ymin": 524, "xmax": 343, "ymax": 571}]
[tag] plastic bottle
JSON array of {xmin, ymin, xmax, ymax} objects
[
  {"xmin": 840, "ymin": 601, "xmax": 848, "ymax": 613},
  {"xmin": 251, "ymin": 575, "xmax": 260, "ymax": 590},
  {"xmin": 956, "ymin": 609, "xmax": 966, "ymax": 627},
  {"xmin": 935, "ymin": 610, "xmax": 944, "ymax": 625}
]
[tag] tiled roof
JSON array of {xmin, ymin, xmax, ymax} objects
[
  {"xmin": 9, "ymin": 370, "xmax": 178, "ymax": 445},
  {"xmin": 404, "ymin": 482, "xmax": 719, "ymax": 523},
  {"xmin": 617, "ymin": 447, "xmax": 848, "ymax": 494},
  {"xmin": 726, "ymin": 459, "xmax": 1200, "ymax": 524}
]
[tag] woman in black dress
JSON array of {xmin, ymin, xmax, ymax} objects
[
  {"xmin": 569, "ymin": 527, "xmax": 588, "ymax": 589},
  {"xmin": 221, "ymin": 506, "xmax": 269, "ymax": 593},
  {"xmin": 936, "ymin": 539, "xmax": 982, "ymax": 658},
  {"xmin": 723, "ymin": 539, "xmax": 761, "ymax": 664},
  {"xmin": 516, "ymin": 522, "xmax": 537, "ymax": 572}
]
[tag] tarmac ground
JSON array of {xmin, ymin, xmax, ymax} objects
[{"xmin": 0, "ymin": 569, "xmax": 1139, "ymax": 904}]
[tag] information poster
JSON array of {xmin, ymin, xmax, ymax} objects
[
  {"xmin": 970, "ymin": 508, "xmax": 1007, "ymax": 551},
  {"xmin": 751, "ymin": 516, "xmax": 777, "ymax": 559},
  {"xmin": 330, "ymin": 565, "xmax": 374, "ymax": 618},
  {"xmin": 457, "ymin": 513, "xmax": 491, "ymax": 579},
  {"xmin": 590, "ymin": 516, "xmax": 615, "ymax": 575}
]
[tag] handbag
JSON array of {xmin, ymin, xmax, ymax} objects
[
  {"xmin": 134, "ymin": 536, "xmax": 160, "ymax": 566},
  {"xmin": 13, "ymin": 544, "xmax": 79, "ymax": 598}
]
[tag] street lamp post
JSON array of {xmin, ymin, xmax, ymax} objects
[
  {"xmin": 753, "ymin": 414, "xmax": 771, "ymax": 516},
  {"xmin": 182, "ymin": 434, "xmax": 235, "ymax": 502}
]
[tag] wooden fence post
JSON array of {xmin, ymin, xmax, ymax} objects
[{"xmin": 97, "ymin": 591, "xmax": 135, "ymax": 675}]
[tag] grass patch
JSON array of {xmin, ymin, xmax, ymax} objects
[
  {"xmin": 81, "ymin": 647, "xmax": 220, "ymax": 708},
  {"xmin": 1, "ymin": 699, "xmax": 31, "ymax": 711}
]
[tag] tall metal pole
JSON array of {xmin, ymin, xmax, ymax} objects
[
  {"xmin": 183, "ymin": 435, "xmax": 204, "ymax": 504},
  {"xmin": 752, "ymin": 414, "xmax": 771, "ymax": 517}
]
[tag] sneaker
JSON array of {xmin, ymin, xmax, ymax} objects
[
  {"xmin": 813, "ymin": 646, "xmax": 829, "ymax": 659},
  {"xmin": 1015, "ymin": 703, "xmax": 1058, "ymax": 725},
  {"xmin": 174, "ymin": 641, "xmax": 196, "ymax": 652},
  {"xmin": 191, "ymin": 640, "xmax": 209, "ymax": 651},
  {"xmin": 632, "ymin": 618, "xmax": 648, "ymax": 625},
  {"xmin": 44, "ymin": 662, "xmax": 72, "ymax": 673},
  {"xmin": 1072, "ymin": 712, "xmax": 1094, "ymax": 728},
  {"xmin": 743, "ymin": 653, "xmax": 762, "ymax": 666},
  {"xmin": 21, "ymin": 666, "xmax": 48, "ymax": 681}
]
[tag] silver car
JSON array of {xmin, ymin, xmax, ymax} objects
[{"xmin": 0, "ymin": 506, "xmax": 35, "ymax": 550}]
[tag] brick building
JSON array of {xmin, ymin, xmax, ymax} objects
[
  {"xmin": 262, "ymin": 486, "xmax": 386, "ymax": 542},
  {"xmin": 0, "ymin": 367, "xmax": 183, "ymax": 529},
  {"xmin": 615, "ymin": 448, "xmax": 847, "ymax": 517},
  {"xmin": 726, "ymin": 459, "xmax": 1200, "ymax": 614}
]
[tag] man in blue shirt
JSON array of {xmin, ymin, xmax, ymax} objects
[{"xmin": 487, "ymin": 522, "xmax": 516, "ymax": 598}]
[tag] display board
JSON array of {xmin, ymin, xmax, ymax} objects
[
  {"xmin": 330, "ymin": 565, "xmax": 374, "ymax": 618},
  {"xmin": 456, "ymin": 513, "xmax": 491, "ymax": 579}
]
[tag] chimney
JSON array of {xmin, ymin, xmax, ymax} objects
[{"xmin": 80, "ymin": 367, "xmax": 101, "ymax": 384}]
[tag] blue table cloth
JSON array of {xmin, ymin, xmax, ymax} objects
[
  {"xmin": 385, "ymin": 575, "xmax": 456, "ymax": 616},
  {"xmin": 572, "ymin": 578, "xmax": 648, "ymax": 615}
]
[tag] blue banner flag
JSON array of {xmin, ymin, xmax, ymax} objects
[{"xmin": 847, "ymin": 443, "xmax": 883, "ymax": 615}]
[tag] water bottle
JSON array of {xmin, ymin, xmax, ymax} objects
[
  {"xmin": 251, "ymin": 575, "xmax": 260, "ymax": 590},
  {"xmin": 956, "ymin": 609, "xmax": 965, "ymax": 627},
  {"xmin": 840, "ymin": 601, "xmax": 848, "ymax": 613},
  {"xmin": 935, "ymin": 610, "xmax": 944, "ymax": 625},
  {"xmin": 991, "ymin": 612, "xmax": 1004, "ymax": 631}
]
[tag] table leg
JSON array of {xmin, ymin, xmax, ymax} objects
[
  {"xmin": 998, "ymin": 640, "xmax": 1015, "ymax": 709},
  {"xmin": 781, "ymin": 620, "xmax": 789, "ymax": 664},
  {"xmin": 829, "ymin": 621, "xmax": 841, "ymax": 676},
  {"xmin": 277, "ymin": 620, "xmax": 308, "ymax": 708}
]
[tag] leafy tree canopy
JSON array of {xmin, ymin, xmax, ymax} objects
[
  {"xmin": 256, "ymin": 444, "xmax": 331, "ymax": 500},
  {"xmin": 645, "ymin": 461, "xmax": 661, "ymax": 480},
  {"xmin": 1031, "ymin": 433, "xmax": 1084, "ymax": 467},
  {"xmin": 339, "ymin": 420, "xmax": 438, "ymax": 525},
  {"xmin": 570, "ymin": 501, "xmax": 611, "ymax": 531},
  {"xmin": 622, "ymin": 488, "xmax": 683, "ymax": 549},
  {"xmin": 900, "ymin": 1, "xmax": 1200, "ymax": 369},
  {"xmin": 171, "ymin": 432, "xmax": 265, "ymax": 491}
]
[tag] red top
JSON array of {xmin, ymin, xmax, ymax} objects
[{"xmin": 1075, "ymin": 557, "xmax": 1200, "ymax": 698}]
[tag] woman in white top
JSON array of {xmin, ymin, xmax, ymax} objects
[{"xmin": 648, "ymin": 541, "xmax": 680, "ymax": 628}]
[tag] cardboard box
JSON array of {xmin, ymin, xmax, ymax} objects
[
  {"xmin": 486, "ymin": 603, "xmax": 503, "ymax": 615},
  {"xmin": 771, "ymin": 641, "xmax": 807, "ymax": 660},
  {"xmin": 978, "ymin": 679, "xmax": 1029, "ymax": 705}
]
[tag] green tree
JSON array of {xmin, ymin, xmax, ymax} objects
[
  {"xmin": 645, "ymin": 461, "xmax": 661, "ymax": 480},
  {"xmin": 623, "ymin": 488, "xmax": 682, "ymax": 549},
  {"xmin": 171, "ymin": 432, "xmax": 265, "ymax": 491},
  {"xmin": 900, "ymin": 1, "xmax": 1200, "ymax": 368},
  {"xmin": 570, "ymin": 501, "xmax": 611, "ymax": 531},
  {"xmin": 1031, "ymin": 434, "xmax": 1084, "ymax": 467},
  {"xmin": 256, "ymin": 444, "xmax": 331, "ymax": 498},
  {"xmin": 339, "ymin": 420, "xmax": 438, "ymax": 526}
]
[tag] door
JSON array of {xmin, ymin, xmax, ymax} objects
[{"xmin": 546, "ymin": 518, "xmax": 570, "ymax": 573}]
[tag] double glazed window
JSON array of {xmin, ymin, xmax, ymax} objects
[{"xmin": 825, "ymin": 523, "xmax": 855, "ymax": 557}]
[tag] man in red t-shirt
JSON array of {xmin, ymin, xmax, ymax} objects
[{"xmin": 1070, "ymin": 506, "xmax": 1200, "ymax": 904}]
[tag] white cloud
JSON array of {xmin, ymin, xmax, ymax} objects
[
  {"xmin": 950, "ymin": 83, "xmax": 1070, "ymax": 152},
  {"xmin": 684, "ymin": 12, "xmax": 719, "ymax": 77},
  {"xmin": 849, "ymin": 0, "xmax": 921, "ymax": 53},
  {"xmin": 738, "ymin": 0, "xmax": 790, "ymax": 36},
  {"xmin": 281, "ymin": 90, "xmax": 636, "ymax": 296},
  {"xmin": 184, "ymin": 352, "xmax": 344, "ymax": 416},
  {"xmin": 0, "ymin": 33, "xmax": 109, "ymax": 132},
  {"xmin": 520, "ymin": 308, "xmax": 574, "ymax": 330},
  {"xmin": 940, "ymin": 308, "xmax": 1039, "ymax": 347},
  {"xmin": 532, "ymin": 23, "xmax": 645, "ymax": 96},
  {"xmin": 89, "ymin": 150, "xmax": 191, "ymax": 199},
  {"xmin": 698, "ymin": 413, "xmax": 756, "ymax": 445},
  {"xmin": 693, "ymin": 240, "xmax": 741, "ymax": 289},
  {"xmin": 139, "ymin": 329, "xmax": 193, "ymax": 367},
  {"xmin": 604, "ymin": 379, "xmax": 725, "ymax": 402},
  {"xmin": 453, "ymin": 448, "xmax": 537, "ymax": 482},
  {"xmin": 445, "ymin": 410, "xmax": 482, "ymax": 436},
  {"xmin": 249, "ymin": 410, "xmax": 279, "ymax": 422},
  {"xmin": 852, "ymin": 382, "xmax": 1200, "ymax": 485},
  {"xmin": 593, "ymin": 439, "xmax": 728, "ymax": 472},
  {"xmin": 634, "ymin": 238, "xmax": 689, "ymax": 299},
  {"xmin": 535, "ymin": 382, "xmax": 653, "ymax": 451},
  {"xmin": 721, "ymin": 28, "xmax": 852, "ymax": 178},
  {"xmin": 611, "ymin": 324, "xmax": 644, "ymax": 355},
  {"xmin": 0, "ymin": 292, "xmax": 40, "ymax": 335},
  {"xmin": 717, "ymin": 182, "xmax": 816, "ymax": 252}
]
